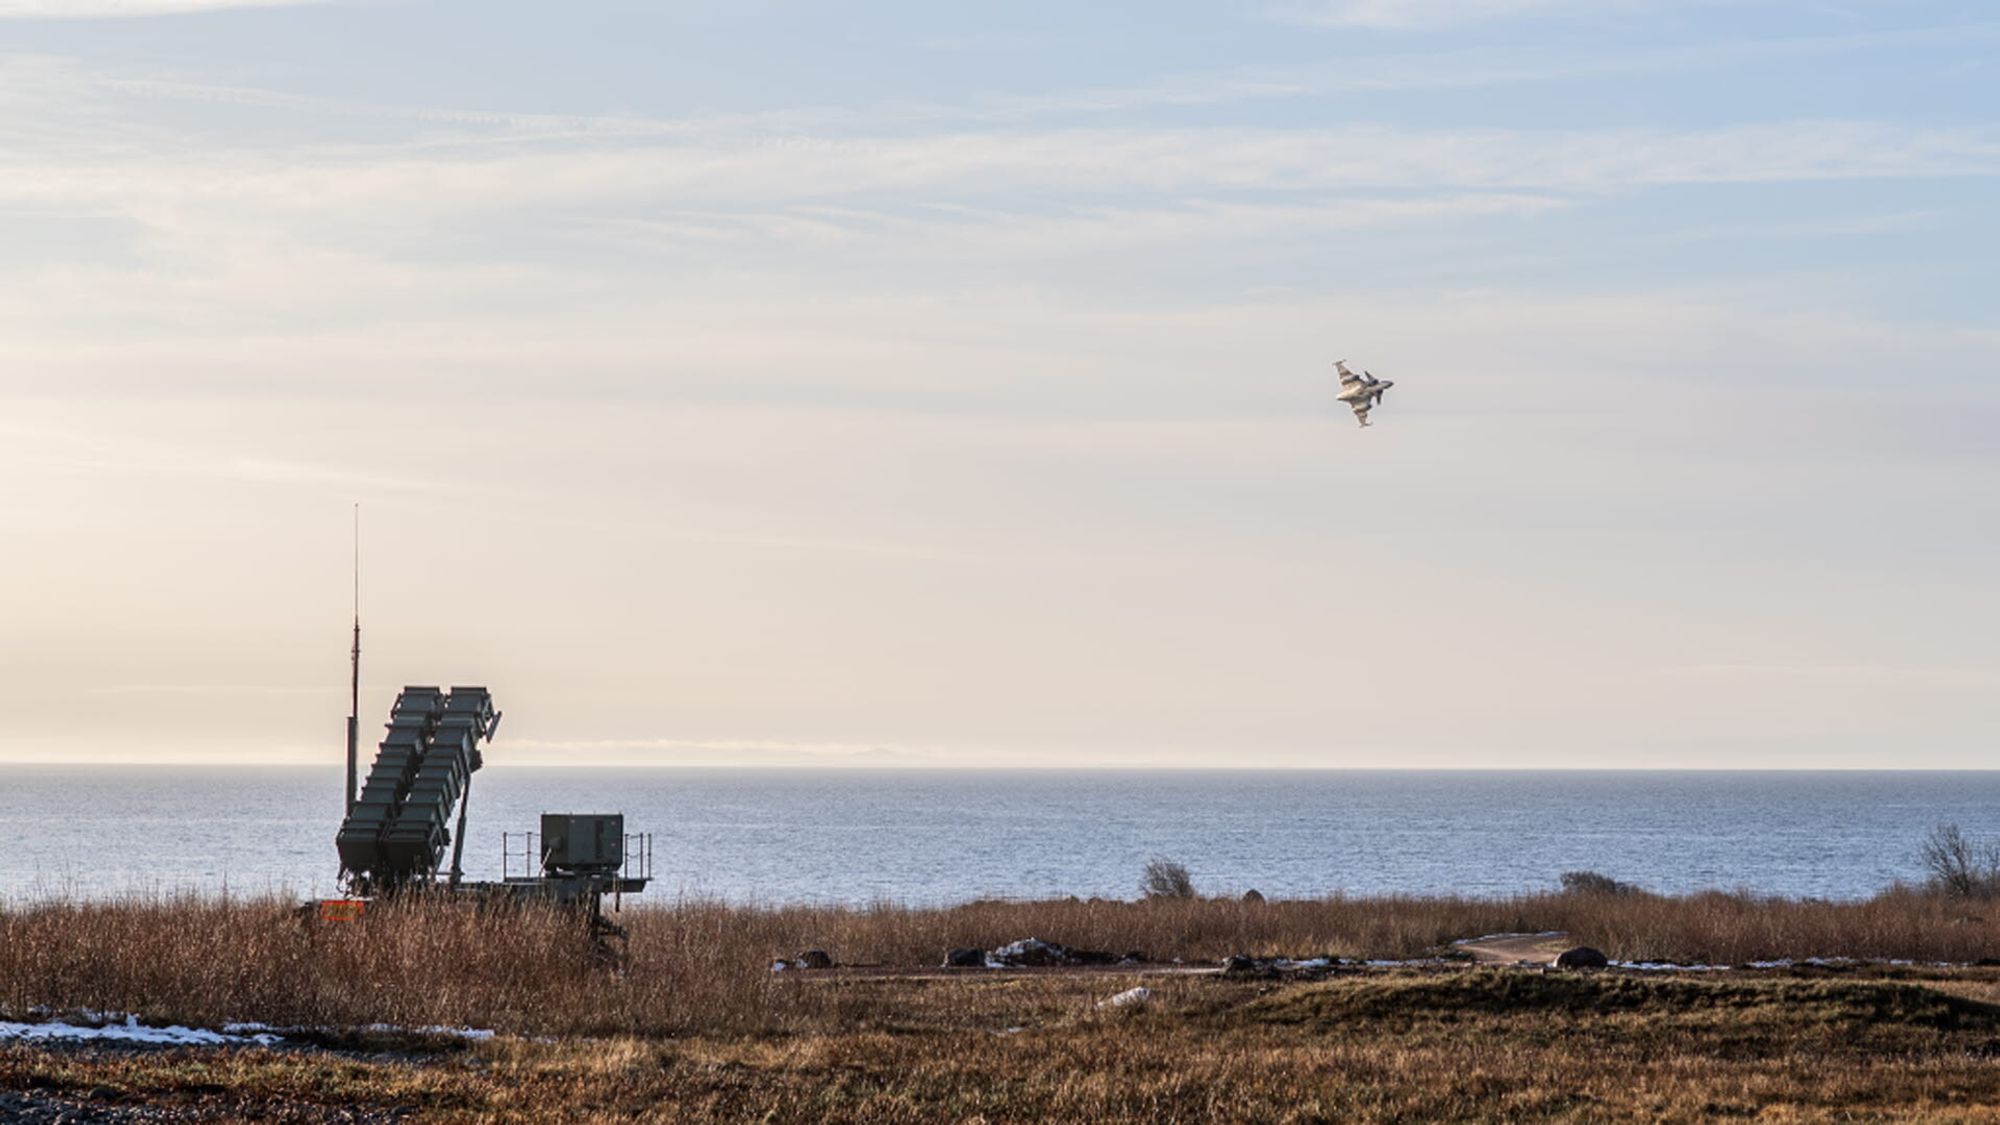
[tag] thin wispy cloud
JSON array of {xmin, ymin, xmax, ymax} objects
[
  {"xmin": 503, "ymin": 738, "xmax": 928, "ymax": 766},
  {"xmin": 81, "ymin": 683, "xmax": 331, "ymax": 696},
  {"xmin": 0, "ymin": 418, "xmax": 452, "ymax": 493},
  {"xmin": 0, "ymin": 0, "xmax": 331, "ymax": 17},
  {"xmin": 1659, "ymin": 663, "xmax": 1999, "ymax": 685},
  {"xmin": 1645, "ymin": 209, "xmax": 1948, "ymax": 244},
  {"xmin": 5, "ymin": 123, "xmax": 1994, "ymax": 233},
  {"xmin": 1279, "ymin": 0, "xmax": 1674, "ymax": 29},
  {"xmin": 592, "ymin": 194, "xmax": 1573, "ymax": 261},
  {"xmin": 73, "ymin": 20, "xmax": 1999, "ymax": 138}
]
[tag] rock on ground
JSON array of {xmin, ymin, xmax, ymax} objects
[
  {"xmin": 977, "ymin": 939, "xmax": 1126, "ymax": 968},
  {"xmin": 1555, "ymin": 946, "xmax": 1610, "ymax": 970},
  {"xmin": 1097, "ymin": 987, "xmax": 1152, "ymax": 1009}
]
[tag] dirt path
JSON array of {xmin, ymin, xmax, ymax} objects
[
  {"xmin": 787, "ymin": 963, "xmax": 1222, "ymax": 982},
  {"xmin": 1453, "ymin": 932, "xmax": 1572, "ymax": 965}
]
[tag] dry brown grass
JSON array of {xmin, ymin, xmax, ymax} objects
[
  {"xmin": 8, "ymin": 889, "xmax": 2000, "ymax": 1121},
  {"xmin": 3, "ymin": 888, "xmax": 1999, "ymax": 1039},
  {"xmin": 0, "ymin": 894, "xmax": 792, "ymax": 1037},
  {"xmin": 8, "ymin": 970, "xmax": 2000, "ymax": 1122}
]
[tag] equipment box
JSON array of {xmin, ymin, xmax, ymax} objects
[{"xmin": 541, "ymin": 813, "xmax": 624, "ymax": 873}]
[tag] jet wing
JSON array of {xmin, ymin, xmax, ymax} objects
[{"xmin": 1334, "ymin": 360, "xmax": 1364, "ymax": 387}]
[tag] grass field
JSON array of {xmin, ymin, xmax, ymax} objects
[{"xmin": 5, "ymin": 891, "xmax": 2000, "ymax": 1120}]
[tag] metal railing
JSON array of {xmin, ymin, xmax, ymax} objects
[
  {"xmin": 502, "ymin": 831, "xmax": 652, "ymax": 881},
  {"xmin": 623, "ymin": 833, "xmax": 653, "ymax": 881},
  {"xmin": 500, "ymin": 831, "xmax": 540, "ymax": 881}
]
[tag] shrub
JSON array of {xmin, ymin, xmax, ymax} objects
[
  {"xmin": 1560, "ymin": 871, "xmax": 1638, "ymax": 897},
  {"xmin": 1920, "ymin": 823, "xmax": 2000, "ymax": 899},
  {"xmin": 1140, "ymin": 857, "xmax": 1195, "ymax": 899}
]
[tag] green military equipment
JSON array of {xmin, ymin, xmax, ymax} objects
[{"xmin": 335, "ymin": 686, "xmax": 498, "ymax": 893}]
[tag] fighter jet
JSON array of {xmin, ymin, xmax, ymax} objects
[{"xmin": 1334, "ymin": 360, "xmax": 1394, "ymax": 428}]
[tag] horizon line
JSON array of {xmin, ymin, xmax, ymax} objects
[{"xmin": 6, "ymin": 761, "xmax": 2000, "ymax": 773}]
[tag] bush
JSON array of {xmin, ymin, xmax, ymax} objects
[
  {"xmin": 1920, "ymin": 823, "xmax": 2000, "ymax": 899},
  {"xmin": 1560, "ymin": 871, "xmax": 1638, "ymax": 897},
  {"xmin": 1140, "ymin": 857, "xmax": 1195, "ymax": 899}
]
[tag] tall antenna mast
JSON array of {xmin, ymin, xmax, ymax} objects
[{"xmin": 345, "ymin": 503, "xmax": 361, "ymax": 816}]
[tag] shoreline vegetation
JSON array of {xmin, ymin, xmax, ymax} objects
[
  {"xmin": 5, "ymin": 885, "xmax": 2000, "ymax": 1037},
  {"xmin": 7, "ymin": 886, "xmax": 2000, "ymax": 1120}
]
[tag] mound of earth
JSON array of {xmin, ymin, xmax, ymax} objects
[{"xmin": 1234, "ymin": 970, "xmax": 2000, "ymax": 1034}]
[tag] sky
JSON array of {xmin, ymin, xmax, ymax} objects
[{"xmin": 0, "ymin": 0, "xmax": 1995, "ymax": 769}]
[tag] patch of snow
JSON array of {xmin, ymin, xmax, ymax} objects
[
  {"xmin": 420, "ymin": 1026, "xmax": 496, "ymax": 1041},
  {"xmin": 357, "ymin": 1023, "xmax": 495, "ymax": 1041},
  {"xmin": 218, "ymin": 1021, "xmax": 496, "ymax": 1043},
  {"xmin": 1281, "ymin": 958, "xmax": 1333, "ymax": 970},
  {"xmin": 1755, "ymin": 955, "xmax": 1960, "ymax": 969},
  {"xmin": 1609, "ymin": 961, "xmax": 1728, "ymax": 972},
  {"xmin": 0, "ymin": 1015, "xmax": 280, "ymax": 1047}
]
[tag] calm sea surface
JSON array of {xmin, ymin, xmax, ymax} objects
[{"xmin": 1, "ymin": 768, "xmax": 1995, "ymax": 904}]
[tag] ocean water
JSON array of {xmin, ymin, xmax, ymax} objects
[{"xmin": 1, "ymin": 767, "xmax": 1995, "ymax": 905}]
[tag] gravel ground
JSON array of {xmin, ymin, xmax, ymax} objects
[
  {"xmin": 1, "ymin": 1040, "xmax": 433, "ymax": 1124},
  {"xmin": 0, "ymin": 1087, "xmax": 418, "ymax": 1124}
]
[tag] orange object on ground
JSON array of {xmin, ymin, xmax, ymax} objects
[{"xmin": 317, "ymin": 899, "xmax": 367, "ymax": 923}]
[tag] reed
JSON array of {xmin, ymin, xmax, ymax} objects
[{"xmin": 2, "ymin": 888, "xmax": 1996, "ymax": 1037}]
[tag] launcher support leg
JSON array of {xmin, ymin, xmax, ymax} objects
[{"xmin": 448, "ymin": 771, "xmax": 473, "ymax": 887}]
